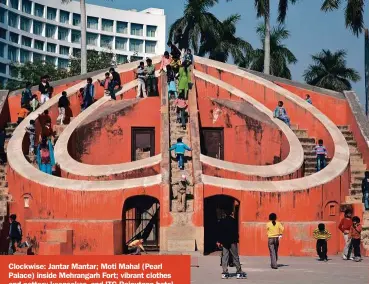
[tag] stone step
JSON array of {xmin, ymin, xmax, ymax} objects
[
  {"xmin": 298, "ymin": 137, "xmax": 316, "ymax": 144},
  {"xmin": 7, "ymin": 122, "xmax": 18, "ymax": 128},
  {"xmin": 301, "ymin": 143, "xmax": 315, "ymax": 150},
  {"xmin": 345, "ymin": 195, "xmax": 362, "ymax": 203},
  {"xmin": 337, "ymin": 125, "xmax": 349, "ymax": 131},
  {"xmin": 350, "ymin": 164, "xmax": 366, "ymax": 171},
  {"xmin": 292, "ymin": 130, "xmax": 308, "ymax": 138},
  {"xmin": 341, "ymin": 130, "xmax": 352, "ymax": 136},
  {"xmin": 290, "ymin": 125, "xmax": 299, "ymax": 130},
  {"xmin": 347, "ymin": 140, "xmax": 357, "ymax": 147},
  {"xmin": 349, "ymin": 188, "xmax": 363, "ymax": 195},
  {"xmin": 171, "ymin": 199, "xmax": 194, "ymax": 212},
  {"xmin": 344, "ymin": 135, "xmax": 354, "ymax": 142},
  {"xmin": 5, "ymin": 127, "xmax": 15, "ymax": 135}
]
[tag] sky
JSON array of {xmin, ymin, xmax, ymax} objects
[{"xmin": 87, "ymin": 0, "xmax": 368, "ymax": 105}]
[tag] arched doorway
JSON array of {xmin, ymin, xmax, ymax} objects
[
  {"xmin": 204, "ymin": 195, "xmax": 240, "ymax": 254},
  {"xmin": 122, "ymin": 196, "xmax": 160, "ymax": 253}
]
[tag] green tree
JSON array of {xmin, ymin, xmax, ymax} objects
[
  {"xmin": 198, "ymin": 14, "xmax": 253, "ymax": 63},
  {"xmin": 321, "ymin": 0, "xmax": 366, "ymax": 36},
  {"xmin": 303, "ymin": 49, "xmax": 361, "ymax": 92},
  {"xmin": 68, "ymin": 50, "xmax": 114, "ymax": 76},
  {"xmin": 169, "ymin": 0, "xmax": 222, "ymax": 54},
  {"xmin": 240, "ymin": 23, "xmax": 297, "ymax": 79}
]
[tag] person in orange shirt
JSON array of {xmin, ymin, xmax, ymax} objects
[{"xmin": 17, "ymin": 105, "xmax": 29, "ymax": 125}]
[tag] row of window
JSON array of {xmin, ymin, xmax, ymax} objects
[
  {"xmin": 0, "ymin": 3, "xmax": 157, "ymax": 37},
  {"xmin": 0, "ymin": 28, "xmax": 157, "ymax": 53}
]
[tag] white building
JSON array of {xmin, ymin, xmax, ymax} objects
[{"xmin": 0, "ymin": 0, "xmax": 166, "ymax": 85}]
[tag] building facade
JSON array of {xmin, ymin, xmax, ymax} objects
[{"xmin": 0, "ymin": 0, "xmax": 166, "ymax": 85}]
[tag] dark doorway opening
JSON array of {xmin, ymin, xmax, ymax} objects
[
  {"xmin": 204, "ymin": 195, "xmax": 239, "ymax": 254},
  {"xmin": 131, "ymin": 127, "xmax": 155, "ymax": 161},
  {"xmin": 122, "ymin": 196, "xmax": 160, "ymax": 253},
  {"xmin": 200, "ymin": 128, "xmax": 224, "ymax": 160}
]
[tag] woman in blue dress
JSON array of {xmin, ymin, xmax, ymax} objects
[{"xmin": 36, "ymin": 136, "xmax": 55, "ymax": 175}]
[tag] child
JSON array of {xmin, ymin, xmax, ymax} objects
[
  {"xmin": 135, "ymin": 61, "xmax": 147, "ymax": 98},
  {"xmin": 174, "ymin": 91, "xmax": 188, "ymax": 130},
  {"xmin": 25, "ymin": 120, "xmax": 36, "ymax": 155},
  {"xmin": 169, "ymin": 137, "xmax": 191, "ymax": 170},
  {"xmin": 273, "ymin": 101, "xmax": 290, "ymax": 127},
  {"xmin": 21, "ymin": 82, "xmax": 32, "ymax": 110},
  {"xmin": 57, "ymin": 91, "xmax": 70, "ymax": 125},
  {"xmin": 17, "ymin": 105, "xmax": 29, "ymax": 125},
  {"xmin": 98, "ymin": 73, "xmax": 111, "ymax": 97},
  {"xmin": 266, "ymin": 213, "xmax": 284, "ymax": 269},
  {"xmin": 127, "ymin": 239, "xmax": 145, "ymax": 255},
  {"xmin": 78, "ymin": 88, "xmax": 84, "ymax": 111},
  {"xmin": 305, "ymin": 94, "xmax": 312, "ymax": 104},
  {"xmin": 30, "ymin": 94, "xmax": 39, "ymax": 112},
  {"xmin": 313, "ymin": 223, "xmax": 331, "ymax": 262},
  {"xmin": 315, "ymin": 139, "xmax": 328, "ymax": 172},
  {"xmin": 166, "ymin": 65, "xmax": 177, "ymax": 98},
  {"xmin": 172, "ymin": 175, "xmax": 192, "ymax": 212},
  {"xmin": 349, "ymin": 216, "xmax": 362, "ymax": 262}
]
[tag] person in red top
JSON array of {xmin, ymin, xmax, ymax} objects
[
  {"xmin": 349, "ymin": 216, "xmax": 362, "ymax": 262},
  {"xmin": 338, "ymin": 209, "xmax": 353, "ymax": 260},
  {"xmin": 174, "ymin": 91, "xmax": 188, "ymax": 130}
]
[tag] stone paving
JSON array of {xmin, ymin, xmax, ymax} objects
[{"xmin": 191, "ymin": 255, "xmax": 368, "ymax": 284}]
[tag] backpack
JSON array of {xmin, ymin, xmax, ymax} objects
[{"xmin": 40, "ymin": 147, "xmax": 50, "ymax": 164}]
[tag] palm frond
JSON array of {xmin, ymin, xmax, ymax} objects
[
  {"xmin": 321, "ymin": 0, "xmax": 341, "ymax": 11},
  {"xmin": 344, "ymin": 0, "xmax": 365, "ymax": 36}
]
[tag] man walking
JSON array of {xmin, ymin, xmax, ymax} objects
[{"xmin": 217, "ymin": 209, "xmax": 247, "ymax": 279}]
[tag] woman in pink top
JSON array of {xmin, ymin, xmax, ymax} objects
[
  {"xmin": 175, "ymin": 91, "xmax": 188, "ymax": 130},
  {"xmin": 160, "ymin": 51, "xmax": 171, "ymax": 73}
]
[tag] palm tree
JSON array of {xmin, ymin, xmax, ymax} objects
[
  {"xmin": 303, "ymin": 49, "xmax": 361, "ymax": 92},
  {"xmin": 241, "ymin": 24, "xmax": 297, "ymax": 79},
  {"xmin": 321, "ymin": 0, "xmax": 366, "ymax": 36},
  {"xmin": 62, "ymin": 0, "xmax": 87, "ymax": 74},
  {"xmin": 198, "ymin": 14, "xmax": 252, "ymax": 63},
  {"xmin": 169, "ymin": 0, "xmax": 222, "ymax": 54}
]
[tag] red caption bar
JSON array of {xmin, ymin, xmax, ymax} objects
[{"xmin": 0, "ymin": 255, "xmax": 190, "ymax": 284}]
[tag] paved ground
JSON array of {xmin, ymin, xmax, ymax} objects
[{"xmin": 191, "ymin": 255, "xmax": 368, "ymax": 284}]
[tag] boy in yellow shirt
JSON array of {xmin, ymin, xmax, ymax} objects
[
  {"xmin": 266, "ymin": 213, "xmax": 284, "ymax": 269},
  {"xmin": 313, "ymin": 223, "xmax": 331, "ymax": 262}
]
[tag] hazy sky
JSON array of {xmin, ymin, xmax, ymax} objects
[{"xmin": 86, "ymin": 0, "xmax": 368, "ymax": 105}]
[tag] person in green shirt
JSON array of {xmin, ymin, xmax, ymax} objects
[
  {"xmin": 178, "ymin": 61, "xmax": 190, "ymax": 99},
  {"xmin": 145, "ymin": 58, "xmax": 157, "ymax": 97}
]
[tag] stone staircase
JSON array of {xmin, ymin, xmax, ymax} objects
[{"xmin": 163, "ymin": 99, "xmax": 197, "ymax": 253}]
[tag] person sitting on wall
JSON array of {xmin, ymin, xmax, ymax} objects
[
  {"xmin": 169, "ymin": 137, "xmax": 191, "ymax": 170},
  {"xmin": 36, "ymin": 136, "xmax": 55, "ymax": 175},
  {"xmin": 273, "ymin": 101, "xmax": 290, "ymax": 127},
  {"xmin": 21, "ymin": 82, "xmax": 33, "ymax": 110},
  {"xmin": 98, "ymin": 72, "xmax": 112, "ymax": 98},
  {"xmin": 39, "ymin": 75, "xmax": 50, "ymax": 104},
  {"xmin": 305, "ymin": 94, "xmax": 312, "ymax": 104},
  {"xmin": 30, "ymin": 94, "xmax": 39, "ymax": 112},
  {"xmin": 128, "ymin": 239, "xmax": 146, "ymax": 255},
  {"xmin": 17, "ymin": 105, "xmax": 29, "ymax": 125},
  {"xmin": 361, "ymin": 171, "xmax": 369, "ymax": 211},
  {"xmin": 314, "ymin": 139, "xmax": 328, "ymax": 172},
  {"xmin": 84, "ymin": 78, "xmax": 95, "ymax": 109},
  {"xmin": 109, "ymin": 67, "xmax": 122, "ymax": 101},
  {"xmin": 160, "ymin": 51, "xmax": 171, "ymax": 73},
  {"xmin": 145, "ymin": 58, "xmax": 157, "ymax": 97}
]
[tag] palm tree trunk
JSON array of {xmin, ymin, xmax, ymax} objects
[
  {"xmin": 80, "ymin": 0, "xmax": 87, "ymax": 74},
  {"xmin": 263, "ymin": 0, "xmax": 270, "ymax": 75}
]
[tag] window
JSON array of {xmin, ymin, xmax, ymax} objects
[
  {"xmin": 130, "ymin": 56, "xmax": 142, "ymax": 63},
  {"xmin": 100, "ymin": 35, "xmax": 112, "ymax": 48},
  {"xmin": 72, "ymin": 48, "xmax": 80, "ymax": 57},
  {"xmin": 87, "ymin": 16, "xmax": 98, "ymax": 29},
  {"xmin": 46, "ymin": 56, "xmax": 55, "ymax": 64},
  {"xmin": 59, "ymin": 45, "xmax": 69, "ymax": 55},
  {"xmin": 115, "ymin": 37, "xmax": 127, "ymax": 50},
  {"xmin": 58, "ymin": 58, "xmax": 69, "ymax": 69},
  {"xmin": 101, "ymin": 19, "xmax": 113, "ymax": 32},
  {"xmin": 73, "ymin": 13, "xmax": 80, "ymax": 26},
  {"xmin": 146, "ymin": 25, "xmax": 157, "ymax": 37},
  {"xmin": 0, "ymin": 63, "xmax": 6, "ymax": 73},
  {"xmin": 0, "ymin": 0, "xmax": 6, "ymax": 4},
  {"xmin": 34, "ymin": 40, "xmax": 43, "ymax": 51},
  {"xmin": 0, "ymin": 43, "xmax": 4, "ymax": 58},
  {"xmin": 58, "ymin": 27, "xmax": 68, "ymax": 41},
  {"xmin": 0, "ymin": 27, "xmax": 6, "ymax": 39},
  {"xmin": 45, "ymin": 24, "xmax": 56, "ymax": 38},
  {"xmin": 116, "ymin": 54, "xmax": 128, "ymax": 64},
  {"xmin": 8, "ymin": 46, "xmax": 17, "ymax": 61},
  {"xmin": 9, "ymin": 32, "xmax": 19, "ymax": 44},
  {"xmin": 71, "ymin": 30, "xmax": 80, "ymax": 43},
  {"xmin": 21, "ymin": 36, "xmax": 31, "ymax": 47},
  {"xmin": 33, "ymin": 53, "xmax": 43, "ymax": 62},
  {"xmin": 59, "ymin": 10, "xmax": 69, "ymax": 24},
  {"xmin": 9, "ymin": 0, "xmax": 18, "ymax": 9},
  {"xmin": 47, "ymin": 7, "xmax": 56, "ymax": 21},
  {"xmin": 131, "ymin": 24, "xmax": 143, "ymax": 36},
  {"xmin": 9, "ymin": 65, "xmax": 18, "ymax": 77},
  {"xmin": 145, "ymin": 41, "xmax": 156, "ymax": 54},
  {"xmin": 86, "ymin": 32, "xmax": 97, "ymax": 46},
  {"xmin": 34, "ymin": 3, "xmax": 44, "ymax": 17},
  {"xmin": 33, "ymin": 21, "xmax": 43, "ymax": 35},
  {"xmin": 0, "ymin": 8, "xmax": 5, "ymax": 23},
  {"xmin": 8, "ymin": 12, "xmax": 18, "ymax": 28},
  {"xmin": 21, "ymin": 0, "xmax": 31, "ymax": 14},
  {"xmin": 116, "ymin": 21, "xmax": 127, "ymax": 34},
  {"xmin": 20, "ymin": 17, "xmax": 31, "ymax": 32},
  {"xmin": 20, "ymin": 49, "xmax": 30, "ymax": 63},
  {"xmin": 129, "ymin": 39, "xmax": 143, "ymax": 53},
  {"xmin": 46, "ymin": 43, "xmax": 56, "ymax": 53}
]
